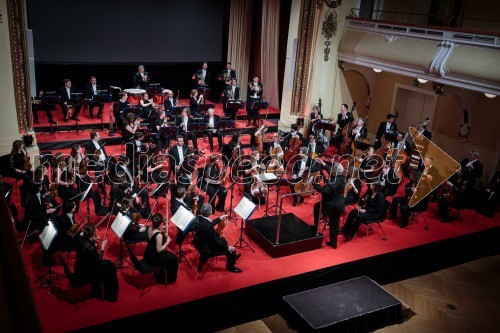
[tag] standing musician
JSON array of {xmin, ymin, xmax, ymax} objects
[
  {"xmin": 220, "ymin": 62, "xmax": 237, "ymax": 86},
  {"xmin": 163, "ymin": 90, "xmax": 177, "ymax": 117},
  {"xmin": 85, "ymin": 76, "xmax": 104, "ymax": 119},
  {"xmin": 340, "ymin": 183, "xmax": 386, "ymax": 241},
  {"xmin": 59, "ymin": 79, "xmax": 83, "ymax": 122},
  {"xmin": 332, "ymin": 103, "xmax": 354, "ymax": 151},
  {"xmin": 246, "ymin": 75, "xmax": 263, "ymax": 126},
  {"xmin": 168, "ymin": 135, "xmax": 190, "ymax": 176},
  {"xmin": 347, "ymin": 118, "xmax": 368, "ymax": 154},
  {"xmin": 223, "ymin": 78, "xmax": 240, "ymax": 120},
  {"xmin": 194, "ymin": 204, "xmax": 242, "ymax": 273},
  {"xmin": 32, "ymin": 89, "xmax": 57, "ymax": 124},
  {"xmin": 193, "ymin": 61, "xmax": 211, "ymax": 87},
  {"xmin": 122, "ymin": 113, "xmax": 142, "ymax": 143},
  {"xmin": 189, "ymin": 89, "xmax": 204, "ymax": 118},
  {"xmin": 308, "ymin": 105, "xmax": 324, "ymax": 136},
  {"xmin": 312, "ymin": 163, "xmax": 346, "ymax": 249},
  {"xmin": 133, "ymin": 65, "xmax": 150, "ymax": 89},
  {"xmin": 374, "ymin": 114, "xmax": 398, "ymax": 149},
  {"xmin": 176, "ymin": 109, "xmax": 199, "ymax": 150},
  {"xmin": 153, "ymin": 110, "xmax": 171, "ymax": 151},
  {"xmin": 114, "ymin": 92, "xmax": 130, "ymax": 128},
  {"xmin": 204, "ymin": 154, "xmax": 228, "ymax": 213},
  {"xmin": 72, "ymin": 223, "xmax": 119, "ymax": 302},
  {"xmin": 379, "ymin": 163, "xmax": 400, "ymax": 197},
  {"xmin": 143, "ymin": 213, "xmax": 178, "ymax": 284},
  {"xmin": 204, "ymin": 108, "xmax": 223, "ymax": 152},
  {"xmin": 85, "ymin": 131, "xmax": 113, "ymax": 194}
]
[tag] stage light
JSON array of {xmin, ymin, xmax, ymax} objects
[
  {"xmin": 372, "ymin": 68, "xmax": 382, "ymax": 73},
  {"xmin": 417, "ymin": 78, "xmax": 428, "ymax": 84},
  {"xmin": 484, "ymin": 93, "xmax": 496, "ymax": 98}
]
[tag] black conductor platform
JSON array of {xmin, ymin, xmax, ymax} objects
[{"xmin": 245, "ymin": 213, "xmax": 323, "ymax": 258}]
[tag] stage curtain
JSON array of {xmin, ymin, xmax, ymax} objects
[
  {"xmin": 227, "ymin": 0, "xmax": 253, "ymax": 100},
  {"xmin": 260, "ymin": 0, "xmax": 280, "ymax": 109}
]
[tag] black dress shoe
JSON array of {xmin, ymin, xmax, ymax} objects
[
  {"xmin": 292, "ymin": 200, "xmax": 298, "ymax": 207},
  {"xmin": 227, "ymin": 266, "xmax": 243, "ymax": 273},
  {"xmin": 64, "ymin": 117, "xmax": 69, "ymax": 122},
  {"xmin": 49, "ymin": 120, "xmax": 57, "ymax": 124},
  {"xmin": 441, "ymin": 217, "xmax": 452, "ymax": 223},
  {"xmin": 344, "ymin": 235, "xmax": 352, "ymax": 242},
  {"xmin": 34, "ymin": 119, "xmax": 40, "ymax": 124},
  {"xmin": 326, "ymin": 241, "xmax": 337, "ymax": 249},
  {"xmin": 400, "ymin": 223, "xmax": 409, "ymax": 228},
  {"xmin": 97, "ymin": 113, "xmax": 102, "ymax": 118},
  {"xmin": 90, "ymin": 115, "xmax": 94, "ymax": 119}
]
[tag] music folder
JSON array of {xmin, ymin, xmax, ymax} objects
[
  {"xmin": 80, "ymin": 183, "xmax": 93, "ymax": 202},
  {"xmin": 111, "ymin": 212, "xmax": 132, "ymax": 239},
  {"xmin": 226, "ymin": 100, "xmax": 245, "ymax": 109},
  {"xmin": 170, "ymin": 205, "xmax": 195, "ymax": 232},
  {"xmin": 234, "ymin": 196, "xmax": 257, "ymax": 220},
  {"xmin": 39, "ymin": 220, "xmax": 58, "ymax": 251},
  {"xmin": 250, "ymin": 101, "xmax": 269, "ymax": 110}
]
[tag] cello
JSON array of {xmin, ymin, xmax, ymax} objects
[{"xmin": 293, "ymin": 152, "xmax": 322, "ymax": 198}]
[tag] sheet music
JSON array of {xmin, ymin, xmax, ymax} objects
[
  {"xmin": 234, "ymin": 196, "xmax": 257, "ymax": 220},
  {"xmin": 39, "ymin": 220, "xmax": 58, "ymax": 251},
  {"xmin": 258, "ymin": 173, "xmax": 278, "ymax": 181},
  {"xmin": 171, "ymin": 206, "xmax": 195, "ymax": 232},
  {"xmin": 111, "ymin": 212, "xmax": 132, "ymax": 238}
]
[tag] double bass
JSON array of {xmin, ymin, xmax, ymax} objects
[
  {"xmin": 339, "ymin": 102, "xmax": 356, "ymax": 155},
  {"xmin": 284, "ymin": 132, "xmax": 302, "ymax": 164}
]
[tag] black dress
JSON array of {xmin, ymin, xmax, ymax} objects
[
  {"xmin": 144, "ymin": 231, "xmax": 178, "ymax": 284},
  {"xmin": 74, "ymin": 237, "xmax": 119, "ymax": 302}
]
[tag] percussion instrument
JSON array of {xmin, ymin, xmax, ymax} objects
[{"xmin": 124, "ymin": 88, "xmax": 145, "ymax": 105}]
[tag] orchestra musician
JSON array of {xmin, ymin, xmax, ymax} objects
[
  {"xmin": 122, "ymin": 112, "xmax": 142, "ymax": 143},
  {"xmin": 59, "ymin": 79, "xmax": 83, "ymax": 122},
  {"xmin": 332, "ymin": 104, "xmax": 354, "ymax": 151},
  {"xmin": 241, "ymin": 150, "xmax": 263, "ymax": 199},
  {"xmin": 33, "ymin": 165, "xmax": 59, "ymax": 214},
  {"xmin": 289, "ymin": 147, "xmax": 310, "ymax": 206},
  {"xmin": 85, "ymin": 76, "xmax": 104, "ymax": 119},
  {"xmin": 374, "ymin": 114, "xmax": 398, "ymax": 149},
  {"xmin": 340, "ymin": 183, "xmax": 386, "ymax": 241},
  {"xmin": 344, "ymin": 172, "xmax": 362, "ymax": 206},
  {"xmin": 347, "ymin": 118, "xmax": 368, "ymax": 154},
  {"xmin": 176, "ymin": 109, "xmax": 199, "ymax": 150},
  {"xmin": 10, "ymin": 140, "xmax": 33, "ymax": 182},
  {"xmin": 379, "ymin": 163, "xmax": 400, "ymax": 197},
  {"xmin": 358, "ymin": 147, "xmax": 381, "ymax": 181},
  {"xmin": 168, "ymin": 135, "xmax": 190, "ymax": 175},
  {"xmin": 223, "ymin": 78, "xmax": 240, "ymax": 120},
  {"xmin": 312, "ymin": 163, "xmax": 346, "ymax": 249},
  {"xmin": 143, "ymin": 213, "xmax": 178, "ymax": 284},
  {"xmin": 189, "ymin": 89, "xmax": 204, "ymax": 118},
  {"xmin": 125, "ymin": 131, "xmax": 148, "ymax": 163},
  {"xmin": 283, "ymin": 124, "xmax": 305, "ymax": 149},
  {"xmin": 246, "ymin": 75, "xmax": 263, "ymax": 126},
  {"xmin": 72, "ymin": 223, "xmax": 119, "ymax": 302},
  {"xmin": 85, "ymin": 131, "xmax": 113, "ymax": 194},
  {"xmin": 120, "ymin": 197, "xmax": 148, "ymax": 242},
  {"xmin": 204, "ymin": 108, "xmax": 223, "ymax": 152},
  {"xmin": 194, "ymin": 204, "xmax": 242, "ymax": 273},
  {"xmin": 478, "ymin": 167, "xmax": 500, "ymax": 218},
  {"xmin": 32, "ymin": 89, "xmax": 57, "ymax": 124},
  {"xmin": 163, "ymin": 90, "xmax": 177, "ymax": 117},
  {"xmin": 308, "ymin": 105, "xmax": 324, "ymax": 136},
  {"xmin": 133, "ymin": 65, "xmax": 150, "ymax": 89},
  {"xmin": 139, "ymin": 92, "xmax": 156, "ymax": 120},
  {"xmin": 54, "ymin": 160, "xmax": 80, "ymax": 213},
  {"xmin": 304, "ymin": 132, "xmax": 324, "ymax": 156},
  {"xmin": 193, "ymin": 61, "xmax": 211, "ymax": 87},
  {"xmin": 152, "ymin": 110, "xmax": 171, "ymax": 151},
  {"xmin": 220, "ymin": 62, "xmax": 237, "ymax": 86},
  {"xmin": 204, "ymin": 154, "xmax": 228, "ymax": 214},
  {"xmin": 171, "ymin": 187, "xmax": 197, "ymax": 246},
  {"xmin": 114, "ymin": 92, "xmax": 130, "ymax": 130},
  {"xmin": 19, "ymin": 181, "xmax": 57, "ymax": 241}
]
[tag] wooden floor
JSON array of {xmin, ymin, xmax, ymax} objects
[{"xmin": 218, "ymin": 255, "xmax": 500, "ymax": 333}]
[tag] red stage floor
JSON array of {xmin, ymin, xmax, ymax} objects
[{"xmin": 11, "ymin": 164, "xmax": 499, "ymax": 332}]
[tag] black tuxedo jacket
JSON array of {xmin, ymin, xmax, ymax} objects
[
  {"xmin": 460, "ymin": 158, "xmax": 483, "ymax": 186},
  {"xmin": 133, "ymin": 71, "xmax": 150, "ymax": 89},
  {"xmin": 283, "ymin": 131, "xmax": 305, "ymax": 148},
  {"xmin": 169, "ymin": 144, "xmax": 190, "ymax": 169},
  {"xmin": 85, "ymin": 140, "xmax": 108, "ymax": 159},
  {"xmin": 164, "ymin": 98, "xmax": 178, "ymax": 112},
  {"xmin": 85, "ymin": 84, "xmax": 102, "ymax": 98},
  {"xmin": 195, "ymin": 216, "xmax": 227, "ymax": 255},
  {"xmin": 204, "ymin": 114, "xmax": 221, "ymax": 129},
  {"xmin": 313, "ymin": 176, "xmax": 345, "ymax": 214},
  {"xmin": 125, "ymin": 139, "xmax": 146, "ymax": 161},
  {"xmin": 348, "ymin": 126, "xmax": 368, "ymax": 140},
  {"xmin": 365, "ymin": 192, "xmax": 386, "ymax": 217},
  {"xmin": 220, "ymin": 69, "xmax": 236, "ymax": 81},
  {"xmin": 195, "ymin": 69, "xmax": 211, "ymax": 85},
  {"xmin": 59, "ymin": 86, "xmax": 79, "ymax": 105},
  {"xmin": 336, "ymin": 112, "xmax": 354, "ymax": 130},
  {"xmin": 376, "ymin": 121, "xmax": 398, "ymax": 141},
  {"xmin": 224, "ymin": 86, "xmax": 240, "ymax": 101},
  {"xmin": 303, "ymin": 141, "xmax": 324, "ymax": 155}
]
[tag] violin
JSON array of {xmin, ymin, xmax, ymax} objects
[
  {"xmin": 23, "ymin": 149, "xmax": 32, "ymax": 171},
  {"xmin": 215, "ymin": 215, "xmax": 227, "ymax": 236}
]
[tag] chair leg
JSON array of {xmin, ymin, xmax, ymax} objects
[
  {"xmin": 199, "ymin": 257, "xmax": 215, "ymax": 280},
  {"xmin": 376, "ymin": 222, "xmax": 388, "ymax": 240}
]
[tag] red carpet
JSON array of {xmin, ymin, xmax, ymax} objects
[{"xmin": 11, "ymin": 164, "xmax": 499, "ymax": 332}]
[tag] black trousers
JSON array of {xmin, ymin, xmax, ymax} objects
[
  {"xmin": 206, "ymin": 183, "xmax": 227, "ymax": 212},
  {"xmin": 88, "ymin": 101, "xmax": 104, "ymax": 118},
  {"xmin": 205, "ymin": 129, "xmax": 223, "ymax": 150},
  {"xmin": 179, "ymin": 131, "xmax": 198, "ymax": 149},
  {"xmin": 33, "ymin": 104, "xmax": 54, "ymax": 123},
  {"xmin": 341, "ymin": 209, "xmax": 380, "ymax": 238}
]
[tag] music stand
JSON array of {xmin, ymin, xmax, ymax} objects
[
  {"xmin": 216, "ymin": 117, "xmax": 235, "ymax": 139},
  {"xmin": 198, "ymin": 103, "xmax": 215, "ymax": 116},
  {"xmin": 233, "ymin": 196, "xmax": 256, "ymax": 252},
  {"xmin": 171, "ymin": 205, "xmax": 195, "ymax": 268},
  {"xmin": 37, "ymin": 96, "xmax": 61, "ymax": 137},
  {"xmin": 225, "ymin": 174, "xmax": 242, "ymax": 225},
  {"xmin": 68, "ymin": 95, "xmax": 87, "ymax": 135},
  {"xmin": 80, "ymin": 183, "xmax": 93, "ymax": 223},
  {"xmin": 171, "ymin": 106, "xmax": 186, "ymax": 117},
  {"xmin": 34, "ymin": 220, "xmax": 64, "ymax": 294},
  {"xmin": 260, "ymin": 172, "xmax": 286, "ymax": 216},
  {"xmin": 313, "ymin": 122, "xmax": 336, "ymax": 134},
  {"xmin": 225, "ymin": 100, "xmax": 245, "ymax": 119},
  {"xmin": 111, "ymin": 212, "xmax": 133, "ymax": 269},
  {"xmin": 92, "ymin": 93, "xmax": 112, "ymax": 131},
  {"xmin": 250, "ymin": 101, "xmax": 270, "ymax": 123}
]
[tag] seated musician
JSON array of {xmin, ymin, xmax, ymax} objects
[
  {"xmin": 478, "ymin": 167, "xmax": 500, "ymax": 218},
  {"xmin": 303, "ymin": 132, "xmax": 324, "ymax": 156},
  {"xmin": 388, "ymin": 166, "xmax": 434, "ymax": 228},
  {"xmin": 204, "ymin": 154, "xmax": 227, "ymax": 213},
  {"xmin": 358, "ymin": 147, "xmax": 382, "ymax": 181},
  {"xmin": 347, "ymin": 118, "xmax": 367, "ymax": 155},
  {"xmin": 176, "ymin": 109, "xmax": 198, "ymax": 150},
  {"xmin": 332, "ymin": 103, "xmax": 353, "ymax": 151},
  {"xmin": 109, "ymin": 172, "xmax": 130, "ymax": 210},
  {"xmin": 222, "ymin": 134, "xmax": 241, "ymax": 167},
  {"xmin": 194, "ymin": 204, "xmax": 242, "ymax": 273},
  {"xmin": 85, "ymin": 76, "xmax": 104, "ymax": 119},
  {"xmin": 344, "ymin": 172, "xmax": 362, "ymax": 206},
  {"xmin": 19, "ymin": 182, "xmax": 57, "ymax": 241},
  {"xmin": 152, "ymin": 110, "xmax": 171, "ymax": 151},
  {"xmin": 85, "ymin": 131, "xmax": 113, "ymax": 194},
  {"xmin": 139, "ymin": 150, "xmax": 167, "ymax": 192},
  {"xmin": 313, "ymin": 163, "xmax": 346, "ymax": 249},
  {"xmin": 290, "ymin": 147, "xmax": 309, "ymax": 206},
  {"xmin": 72, "ymin": 223, "xmax": 119, "ymax": 302},
  {"xmin": 193, "ymin": 61, "xmax": 211, "ymax": 87},
  {"xmin": 374, "ymin": 114, "xmax": 398, "ymax": 150},
  {"xmin": 379, "ymin": 163, "xmax": 400, "ymax": 197},
  {"xmin": 246, "ymin": 75, "xmax": 263, "ymax": 127},
  {"xmin": 33, "ymin": 165, "xmax": 59, "ymax": 213},
  {"xmin": 133, "ymin": 65, "xmax": 150, "ymax": 89},
  {"xmin": 144, "ymin": 213, "xmax": 178, "ymax": 284},
  {"xmin": 438, "ymin": 149, "xmax": 483, "ymax": 222},
  {"xmin": 59, "ymin": 79, "xmax": 83, "ymax": 122},
  {"xmin": 222, "ymin": 78, "xmax": 240, "ymax": 120},
  {"xmin": 189, "ymin": 89, "xmax": 204, "ymax": 118},
  {"xmin": 122, "ymin": 112, "xmax": 142, "ymax": 143},
  {"xmin": 9, "ymin": 139, "xmax": 33, "ymax": 183},
  {"xmin": 240, "ymin": 150, "xmax": 263, "ymax": 200},
  {"xmin": 340, "ymin": 183, "xmax": 386, "ymax": 241},
  {"xmin": 114, "ymin": 92, "xmax": 130, "ymax": 130},
  {"xmin": 125, "ymin": 131, "xmax": 147, "ymax": 163},
  {"xmin": 171, "ymin": 187, "xmax": 196, "ymax": 246},
  {"xmin": 120, "ymin": 197, "xmax": 148, "ymax": 242},
  {"xmin": 163, "ymin": 90, "xmax": 177, "ymax": 117},
  {"xmin": 204, "ymin": 108, "xmax": 223, "ymax": 152},
  {"xmin": 139, "ymin": 92, "xmax": 156, "ymax": 120},
  {"xmin": 32, "ymin": 89, "xmax": 56, "ymax": 124},
  {"xmin": 55, "ymin": 160, "xmax": 80, "ymax": 213},
  {"xmin": 283, "ymin": 124, "xmax": 305, "ymax": 150}
]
